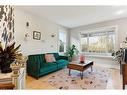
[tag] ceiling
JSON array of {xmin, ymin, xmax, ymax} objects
[{"xmin": 17, "ymin": 6, "xmax": 127, "ymax": 28}]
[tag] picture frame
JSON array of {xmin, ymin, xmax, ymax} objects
[{"xmin": 33, "ymin": 31, "xmax": 41, "ymax": 40}]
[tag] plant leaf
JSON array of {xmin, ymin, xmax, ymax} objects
[
  {"xmin": 11, "ymin": 44, "xmax": 21, "ymax": 53},
  {"xmin": 0, "ymin": 42, "xmax": 3, "ymax": 52}
]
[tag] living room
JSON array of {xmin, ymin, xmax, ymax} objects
[{"xmin": 0, "ymin": 4, "xmax": 127, "ymax": 93}]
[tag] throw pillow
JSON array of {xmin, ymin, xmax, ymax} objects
[{"xmin": 45, "ymin": 54, "xmax": 56, "ymax": 63}]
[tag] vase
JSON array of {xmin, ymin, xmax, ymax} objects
[
  {"xmin": 1, "ymin": 63, "xmax": 12, "ymax": 73},
  {"xmin": 80, "ymin": 55, "xmax": 85, "ymax": 64}
]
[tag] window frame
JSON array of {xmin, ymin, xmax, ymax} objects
[
  {"xmin": 80, "ymin": 26, "xmax": 117, "ymax": 56},
  {"xmin": 58, "ymin": 29, "xmax": 67, "ymax": 53}
]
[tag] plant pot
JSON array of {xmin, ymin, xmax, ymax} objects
[
  {"xmin": 1, "ymin": 64, "xmax": 12, "ymax": 73},
  {"xmin": 72, "ymin": 55, "xmax": 79, "ymax": 61}
]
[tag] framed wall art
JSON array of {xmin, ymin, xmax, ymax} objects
[{"xmin": 33, "ymin": 31, "xmax": 41, "ymax": 40}]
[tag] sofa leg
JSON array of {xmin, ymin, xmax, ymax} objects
[{"xmin": 36, "ymin": 76, "xmax": 39, "ymax": 80}]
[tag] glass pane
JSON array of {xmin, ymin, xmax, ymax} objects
[
  {"xmin": 59, "ymin": 39, "xmax": 64, "ymax": 52},
  {"xmin": 81, "ymin": 37, "xmax": 88, "ymax": 52},
  {"xmin": 59, "ymin": 32, "xmax": 66, "ymax": 43},
  {"xmin": 107, "ymin": 34, "xmax": 115, "ymax": 53},
  {"xmin": 59, "ymin": 31, "xmax": 66, "ymax": 52},
  {"xmin": 89, "ymin": 35, "xmax": 108, "ymax": 53}
]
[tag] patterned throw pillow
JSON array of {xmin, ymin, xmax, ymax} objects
[{"xmin": 45, "ymin": 54, "xmax": 56, "ymax": 63}]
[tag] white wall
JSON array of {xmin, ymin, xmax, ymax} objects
[
  {"xmin": 70, "ymin": 17, "xmax": 127, "ymax": 51},
  {"xmin": 14, "ymin": 7, "xmax": 68, "ymax": 56}
]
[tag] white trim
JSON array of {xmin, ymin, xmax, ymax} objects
[
  {"xmin": 85, "ymin": 55, "xmax": 113, "ymax": 59},
  {"xmin": 57, "ymin": 25, "xmax": 59, "ymax": 52},
  {"xmin": 79, "ymin": 25, "xmax": 118, "ymax": 34}
]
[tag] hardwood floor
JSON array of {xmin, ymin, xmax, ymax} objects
[
  {"xmin": 106, "ymin": 68, "xmax": 122, "ymax": 89},
  {"xmin": 26, "ymin": 76, "xmax": 55, "ymax": 89},
  {"xmin": 26, "ymin": 57, "xmax": 123, "ymax": 89}
]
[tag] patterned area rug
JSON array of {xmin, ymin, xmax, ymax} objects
[{"xmin": 41, "ymin": 66, "xmax": 109, "ymax": 89}]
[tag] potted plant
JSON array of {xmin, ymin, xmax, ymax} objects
[
  {"xmin": 0, "ymin": 42, "xmax": 21, "ymax": 73},
  {"xmin": 66, "ymin": 44, "xmax": 79, "ymax": 61},
  {"xmin": 112, "ymin": 48, "xmax": 124, "ymax": 63}
]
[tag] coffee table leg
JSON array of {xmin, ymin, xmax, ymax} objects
[
  {"xmin": 91, "ymin": 66, "xmax": 93, "ymax": 72},
  {"xmin": 81, "ymin": 71, "xmax": 83, "ymax": 79},
  {"xmin": 80, "ymin": 72, "xmax": 81, "ymax": 76},
  {"xmin": 69, "ymin": 69, "xmax": 71, "ymax": 76}
]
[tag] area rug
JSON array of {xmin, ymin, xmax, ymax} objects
[{"xmin": 41, "ymin": 66, "xmax": 109, "ymax": 89}]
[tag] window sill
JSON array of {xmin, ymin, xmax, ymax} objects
[{"xmin": 85, "ymin": 54, "xmax": 113, "ymax": 58}]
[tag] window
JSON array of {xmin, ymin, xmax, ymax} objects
[
  {"xmin": 58, "ymin": 30, "xmax": 67, "ymax": 53},
  {"xmin": 80, "ymin": 28, "xmax": 115, "ymax": 55}
]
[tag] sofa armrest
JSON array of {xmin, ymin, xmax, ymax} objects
[
  {"xmin": 27, "ymin": 61, "xmax": 40, "ymax": 71},
  {"xmin": 59, "ymin": 55, "xmax": 69, "ymax": 61},
  {"xmin": 27, "ymin": 60, "xmax": 40, "ymax": 79}
]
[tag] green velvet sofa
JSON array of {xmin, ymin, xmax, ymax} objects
[{"xmin": 27, "ymin": 53, "xmax": 69, "ymax": 79}]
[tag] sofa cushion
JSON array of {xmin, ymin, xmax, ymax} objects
[
  {"xmin": 40, "ymin": 62, "xmax": 57, "ymax": 73},
  {"xmin": 41, "ymin": 54, "xmax": 46, "ymax": 67},
  {"xmin": 43, "ymin": 62, "xmax": 57, "ymax": 67},
  {"xmin": 28, "ymin": 54, "xmax": 45, "ymax": 68},
  {"xmin": 53, "ymin": 53, "xmax": 59, "ymax": 60},
  {"xmin": 57, "ymin": 59, "xmax": 69, "ymax": 69}
]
